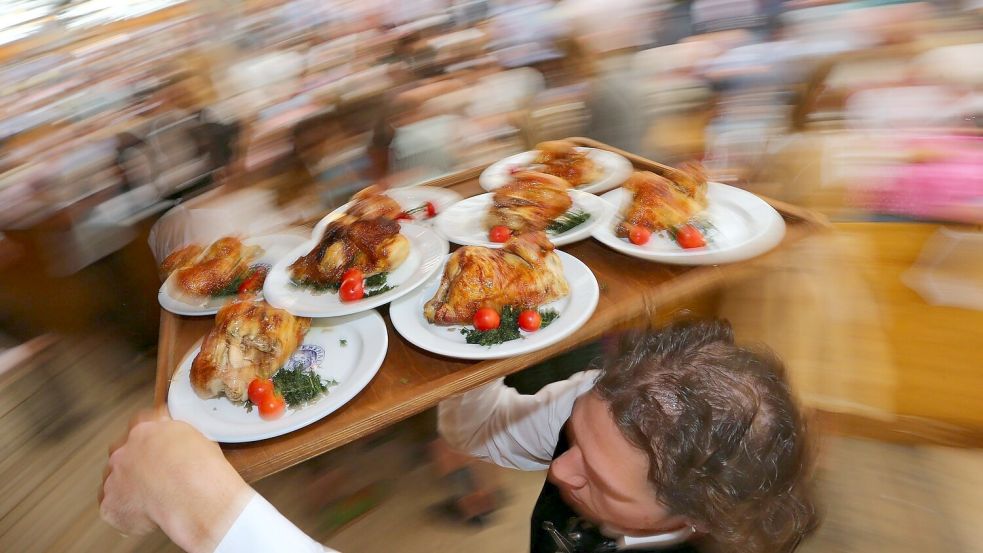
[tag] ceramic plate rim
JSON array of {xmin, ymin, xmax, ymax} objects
[
  {"xmin": 434, "ymin": 190, "xmax": 614, "ymax": 248},
  {"xmin": 262, "ymin": 222, "xmax": 449, "ymax": 317},
  {"xmin": 478, "ymin": 147, "xmax": 633, "ymax": 194},
  {"xmin": 166, "ymin": 309, "xmax": 388, "ymax": 443},
  {"xmin": 591, "ymin": 183, "xmax": 786, "ymax": 265},
  {"xmin": 158, "ymin": 233, "xmax": 307, "ymax": 316},
  {"xmin": 389, "ymin": 251, "xmax": 599, "ymax": 360}
]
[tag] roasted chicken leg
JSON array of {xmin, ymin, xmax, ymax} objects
[
  {"xmin": 191, "ymin": 300, "xmax": 311, "ymax": 401},
  {"xmin": 424, "ymin": 231, "xmax": 569, "ymax": 325},
  {"xmin": 487, "ymin": 171, "xmax": 573, "ymax": 233},
  {"xmin": 174, "ymin": 237, "xmax": 261, "ymax": 296},
  {"xmin": 533, "ymin": 140, "xmax": 601, "ymax": 187},
  {"xmin": 289, "ymin": 217, "xmax": 409, "ymax": 286},
  {"xmin": 615, "ymin": 164, "xmax": 708, "ymax": 237}
]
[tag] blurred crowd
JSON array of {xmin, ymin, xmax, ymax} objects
[{"xmin": 0, "ymin": 0, "xmax": 980, "ymax": 335}]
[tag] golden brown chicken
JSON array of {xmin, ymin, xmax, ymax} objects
[
  {"xmin": 160, "ymin": 243, "xmax": 203, "ymax": 281},
  {"xmin": 174, "ymin": 237, "xmax": 261, "ymax": 297},
  {"xmin": 533, "ymin": 140, "xmax": 601, "ymax": 187},
  {"xmin": 191, "ymin": 300, "xmax": 311, "ymax": 401},
  {"xmin": 424, "ymin": 232, "xmax": 569, "ymax": 325},
  {"xmin": 487, "ymin": 171, "xmax": 573, "ymax": 233},
  {"xmin": 289, "ymin": 217, "xmax": 409, "ymax": 286},
  {"xmin": 615, "ymin": 165, "xmax": 708, "ymax": 237},
  {"xmin": 346, "ymin": 185, "xmax": 403, "ymax": 220}
]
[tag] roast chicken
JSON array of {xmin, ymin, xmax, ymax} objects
[
  {"xmin": 424, "ymin": 232, "xmax": 569, "ymax": 325},
  {"xmin": 290, "ymin": 217, "xmax": 409, "ymax": 286},
  {"xmin": 190, "ymin": 300, "xmax": 311, "ymax": 401},
  {"xmin": 615, "ymin": 164, "xmax": 708, "ymax": 237},
  {"xmin": 487, "ymin": 171, "xmax": 573, "ymax": 233},
  {"xmin": 532, "ymin": 140, "xmax": 601, "ymax": 187},
  {"xmin": 172, "ymin": 237, "xmax": 261, "ymax": 297},
  {"xmin": 160, "ymin": 243, "xmax": 203, "ymax": 281}
]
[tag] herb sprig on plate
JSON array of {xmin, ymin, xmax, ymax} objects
[
  {"xmin": 460, "ymin": 306, "xmax": 560, "ymax": 346},
  {"xmin": 245, "ymin": 363, "xmax": 338, "ymax": 412},
  {"xmin": 547, "ymin": 210, "xmax": 591, "ymax": 235}
]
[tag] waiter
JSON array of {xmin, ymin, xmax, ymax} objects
[{"xmin": 99, "ymin": 320, "xmax": 818, "ymax": 552}]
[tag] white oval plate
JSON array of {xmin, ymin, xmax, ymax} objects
[
  {"xmin": 390, "ymin": 251, "xmax": 598, "ymax": 360},
  {"xmin": 168, "ymin": 310, "xmax": 387, "ymax": 443},
  {"xmin": 592, "ymin": 183, "xmax": 786, "ymax": 265},
  {"xmin": 479, "ymin": 147, "xmax": 633, "ymax": 194},
  {"xmin": 263, "ymin": 222, "xmax": 449, "ymax": 318},
  {"xmin": 312, "ymin": 186, "xmax": 463, "ymax": 238},
  {"xmin": 158, "ymin": 233, "xmax": 307, "ymax": 316},
  {"xmin": 435, "ymin": 190, "xmax": 614, "ymax": 248}
]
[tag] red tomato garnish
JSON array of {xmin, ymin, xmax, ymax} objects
[
  {"xmin": 339, "ymin": 278, "xmax": 365, "ymax": 302},
  {"xmin": 258, "ymin": 393, "xmax": 286, "ymax": 420},
  {"xmin": 396, "ymin": 212, "xmax": 412, "ymax": 221},
  {"xmin": 341, "ymin": 268, "xmax": 364, "ymax": 285},
  {"xmin": 518, "ymin": 309, "xmax": 542, "ymax": 332},
  {"xmin": 489, "ymin": 225, "xmax": 511, "ymax": 243},
  {"xmin": 675, "ymin": 224, "xmax": 706, "ymax": 249},
  {"xmin": 628, "ymin": 225, "xmax": 651, "ymax": 245},
  {"xmin": 425, "ymin": 201, "xmax": 437, "ymax": 218},
  {"xmin": 248, "ymin": 378, "xmax": 275, "ymax": 405},
  {"xmin": 237, "ymin": 267, "xmax": 268, "ymax": 295},
  {"xmin": 473, "ymin": 307, "xmax": 501, "ymax": 331}
]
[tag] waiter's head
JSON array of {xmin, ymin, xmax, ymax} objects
[{"xmin": 548, "ymin": 320, "xmax": 818, "ymax": 552}]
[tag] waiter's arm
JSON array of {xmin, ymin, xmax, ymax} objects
[
  {"xmin": 99, "ymin": 411, "xmax": 336, "ymax": 552},
  {"xmin": 437, "ymin": 370, "xmax": 599, "ymax": 470}
]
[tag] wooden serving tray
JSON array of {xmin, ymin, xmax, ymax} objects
[{"xmin": 153, "ymin": 138, "xmax": 830, "ymax": 482}]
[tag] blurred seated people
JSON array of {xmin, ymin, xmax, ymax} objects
[
  {"xmin": 293, "ymin": 108, "xmax": 375, "ymax": 209},
  {"xmin": 99, "ymin": 320, "xmax": 819, "ymax": 553}
]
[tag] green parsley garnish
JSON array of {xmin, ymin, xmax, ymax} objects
[
  {"xmin": 547, "ymin": 210, "xmax": 591, "ymax": 235},
  {"xmin": 213, "ymin": 273, "xmax": 248, "ymax": 297},
  {"xmin": 460, "ymin": 306, "xmax": 560, "ymax": 346},
  {"xmin": 291, "ymin": 278, "xmax": 341, "ymax": 293},
  {"xmin": 365, "ymin": 272, "xmax": 388, "ymax": 288},
  {"xmin": 271, "ymin": 363, "xmax": 337, "ymax": 408},
  {"xmin": 339, "ymin": 339, "xmax": 348, "ymax": 347},
  {"xmin": 365, "ymin": 284, "xmax": 395, "ymax": 297}
]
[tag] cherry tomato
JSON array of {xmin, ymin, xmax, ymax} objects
[
  {"xmin": 489, "ymin": 225, "xmax": 511, "ymax": 243},
  {"xmin": 258, "ymin": 393, "xmax": 286, "ymax": 420},
  {"xmin": 248, "ymin": 378, "xmax": 275, "ymax": 405},
  {"xmin": 473, "ymin": 307, "xmax": 501, "ymax": 331},
  {"xmin": 237, "ymin": 266, "xmax": 268, "ymax": 295},
  {"xmin": 425, "ymin": 201, "xmax": 437, "ymax": 218},
  {"xmin": 628, "ymin": 225, "xmax": 651, "ymax": 245},
  {"xmin": 396, "ymin": 212, "xmax": 412, "ymax": 221},
  {"xmin": 675, "ymin": 224, "xmax": 706, "ymax": 249},
  {"xmin": 339, "ymin": 278, "xmax": 365, "ymax": 302},
  {"xmin": 341, "ymin": 268, "xmax": 364, "ymax": 285},
  {"xmin": 518, "ymin": 309, "xmax": 542, "ymax": 332}
]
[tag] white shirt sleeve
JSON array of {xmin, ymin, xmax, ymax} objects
[
  {"xmin": 214, "ymin": 492, "xmax": 338, "ymax": 553},
  {"xmin": 437, "ymin": 370, "xmax": 600, "ymax": 471}
]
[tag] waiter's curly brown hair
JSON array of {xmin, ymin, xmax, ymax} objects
[{"xmin": 594, "ymin": 320, "xmax": 819, "ymax": 553}]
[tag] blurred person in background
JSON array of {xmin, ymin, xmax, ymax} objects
[{"xmin": 100, "ymin": 320, "xmax": 818, "ymax": 553}]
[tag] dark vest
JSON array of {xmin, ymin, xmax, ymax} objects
[{"xmin": 530, "ymin": 430, "xmax": 702, "ymax": 553}]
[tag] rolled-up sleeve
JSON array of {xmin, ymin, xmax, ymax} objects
[{"xmin": 437, "ymin": 370, "xmax": 599, "ymax": 471}]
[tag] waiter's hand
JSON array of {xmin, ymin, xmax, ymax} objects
[{"xmin": 99, "ymin": 408, "xmax": 254, "ymax": 553}]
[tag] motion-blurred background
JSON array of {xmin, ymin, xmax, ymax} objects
[{"xmin": 0, "ymin": 1, "xmax": 980, "ymax": 552}]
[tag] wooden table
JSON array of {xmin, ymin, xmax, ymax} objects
[{"xmin": 153, "ymin": 138, "xmax": 829, "ymax": 482}]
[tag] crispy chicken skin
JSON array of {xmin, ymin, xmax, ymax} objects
[
  {"xmin": 424, "ymin": 231, "xmax": 569, "ymax": 325},
  {"xmin": 191, "ymin": 300, "xmax": 311, "ymax": 401},
  {"xmin": 160, "ymin": 243, "xmax": 203, "ymax": 281},
  {"xmin": 532, "ymin": 140, "xmax": 601, "ymax": 187},
  {"xmin": 615, "ymin": 164, "xmax": 708, "ymax": 236},
  {"xmin": 174, "ymin": 237, "xmax": 260, "ymax": 296},
  {"xmin": 289, "ymin": 217, "xmax": 409, "ymax": 285},
  {"xmin": 487, "ymin": 171, "xmax": 573, "ymax": 233}
]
